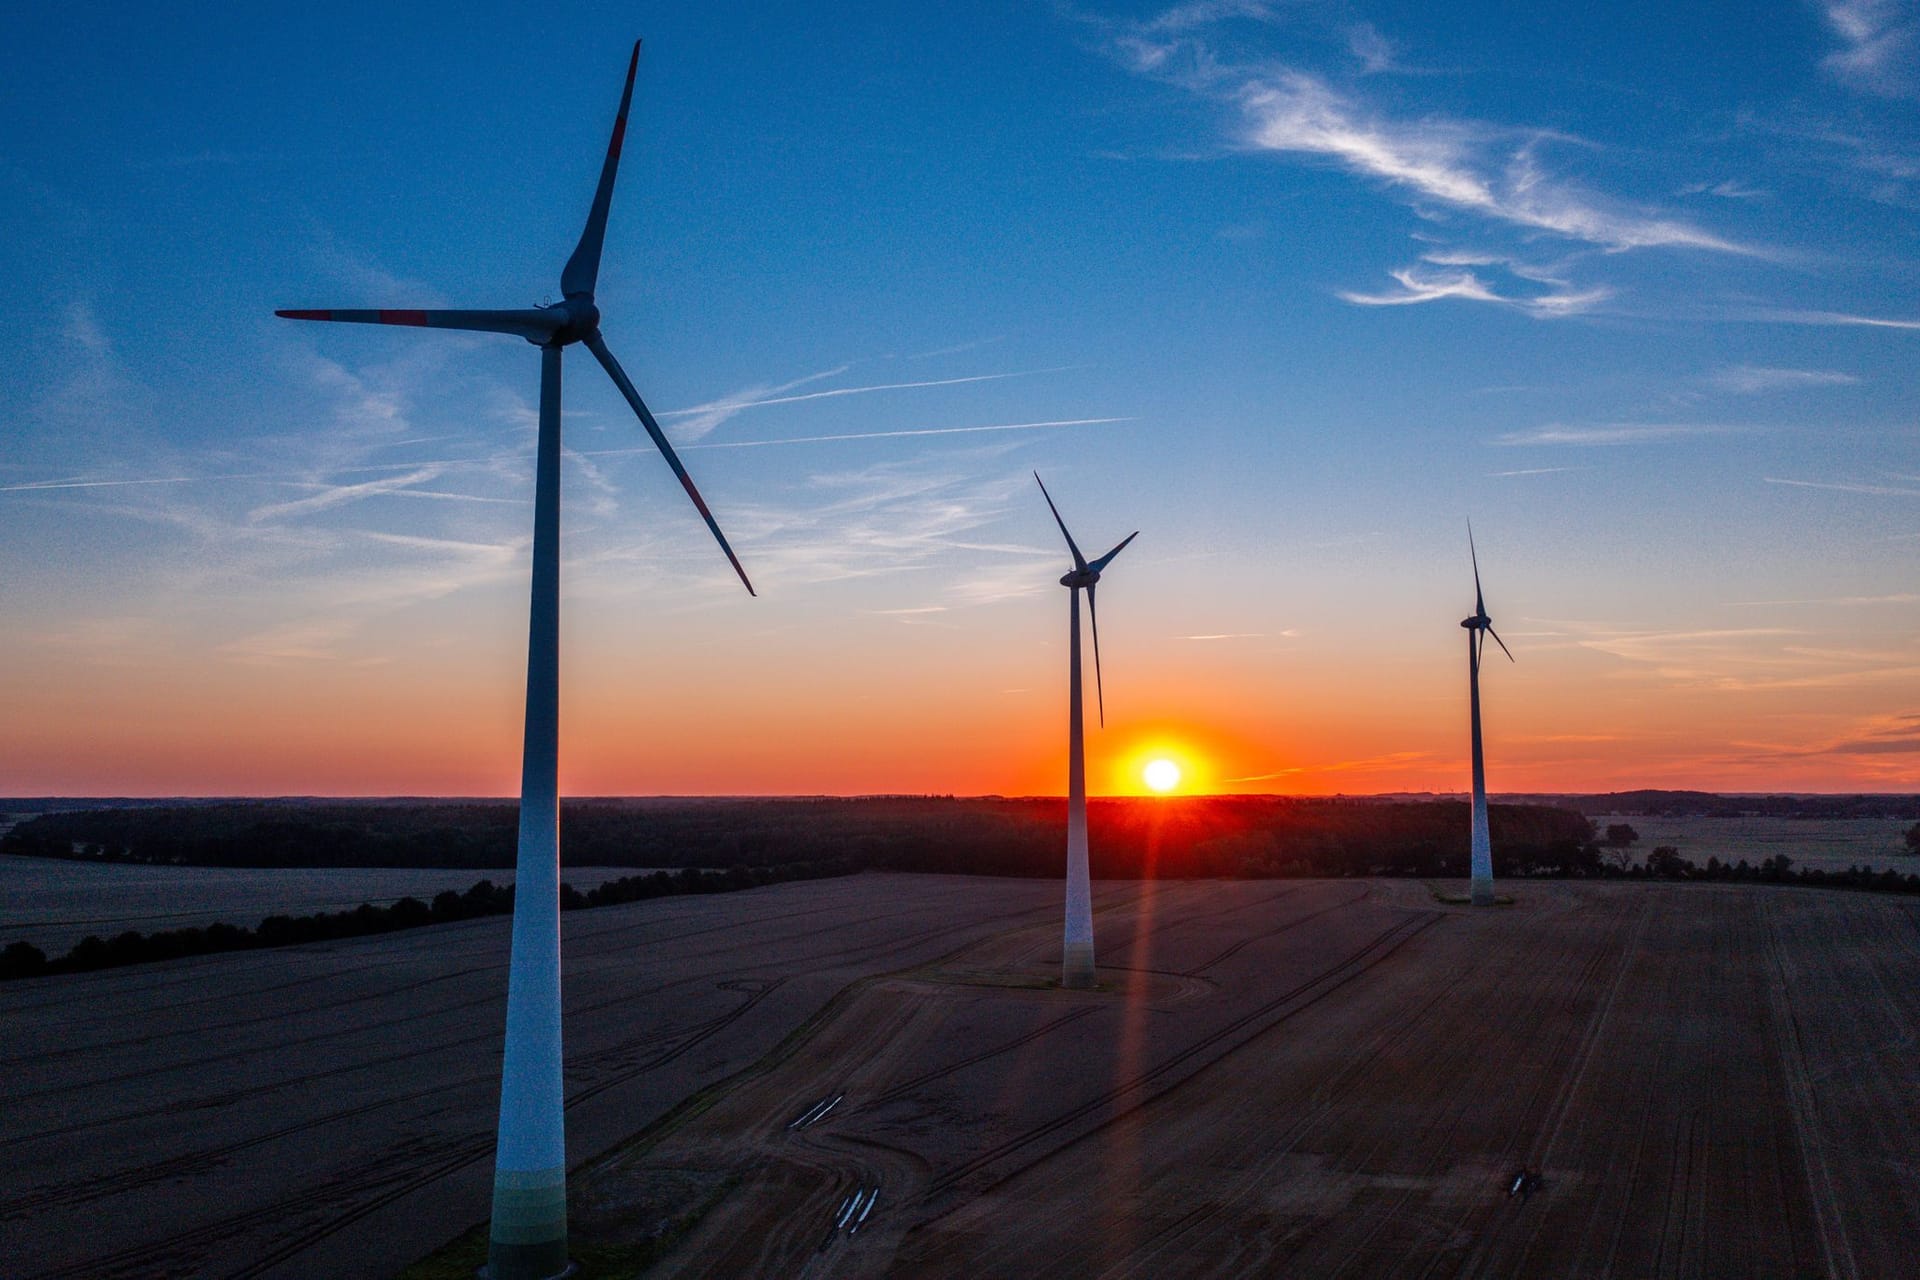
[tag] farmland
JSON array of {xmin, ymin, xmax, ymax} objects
[{"xmin": 4, "ymin": 873, "xmax": 1918, "ymax": 1277}]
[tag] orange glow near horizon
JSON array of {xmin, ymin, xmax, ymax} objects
[{"xmin": 4, "ymin": 614, "xmax": 1919, "ymax": 797}]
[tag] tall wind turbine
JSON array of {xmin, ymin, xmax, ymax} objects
[
  {"xmin": 277, "ymin": 42, "xmax": 752, "ymax": 1280},
  {"xmin": 1461, "ymin": 525, "xmax": 1512, "ymax": 907},
  {"xmin": 1037, "ymin": 474, "xmax": 1136, "ymax": 989}
]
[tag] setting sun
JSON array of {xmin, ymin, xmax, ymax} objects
[{"xmin": 1143, "ymin": 758, "xmax": 1181, "ymax": 793}]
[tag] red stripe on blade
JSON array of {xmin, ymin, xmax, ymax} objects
[
  {"xmin": 678, "ymin": 475, "xmax": 713, "ymax": 518},
  {"xmin": 277, "ymin": 310, "xmax": 332, "ymax": 320},
  {"xmin": 379, "ymin": 310, "xmax": 430, "ymax": 326}
]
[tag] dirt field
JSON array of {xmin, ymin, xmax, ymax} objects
[
  {"xmin": 0, "ymin": 856, "xmax": 652, "ymax": 953},
  {"xmin": 5, "ymin": 874, "xmax": 1919, "ymax": 1278}
]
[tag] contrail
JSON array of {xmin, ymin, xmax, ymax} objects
[
  {"xmin": 0, "ymin": 474, "xmax": 273, "ymax": 493},
  {"xmin": 677, "ymin": 417, "xmax": 1133, "ymax": 451},
  {"xmin": 656, "ymin": 367, "xmax": 1079, "ymax": 419}
]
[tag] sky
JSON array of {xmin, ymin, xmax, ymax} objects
[{"xmin": 2, "ymin": 1, "xmax": 1917, "ymax": 797}]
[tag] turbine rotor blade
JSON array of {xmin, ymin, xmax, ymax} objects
[
  {"xmin": 1089, "ymin": 530, "xmax": 1137, "ymax": 573},
  {"xmin": 560, "ymin": 41, "xmax": 642, "ymax": 299},
  {"xmin": 275, "ymin": 308, "xmax": 561, "ymax": 342},
  {"xmin": 1033, "ymin": 473, "xmax": 1086, "ymax": 570},
  {"xmin": 1087, "ymin": 582, "xmax": 1106, "ymax": 728},
  {"xmin": 1488, "ymin": 626, "xmax": 1515, "ymax": 663},
  {"xmin": 1469, "ymin": 520, "xmax": 1485, "ymax": 616},
  {"xmin": 585, "ymin": 333, "xmax": 756, "ymax": 596}
]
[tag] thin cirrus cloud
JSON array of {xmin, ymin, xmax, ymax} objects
[
  {"xmin": 1231, "ymin": 72, "xmax": 1751, "ymax": 254},
  {"xmin": 657, "ymin": 367, "xmax": 1074, "ymax": 442},
  {"xmin": 680, "ymin": 417, "xmax": 1131, "ymax": 452},
  {"xmin": 1765, "ymin": 475, "xmax": 1920, "ymax": 497},
  {"xmin": 1338, "ymin": 263, "xmax": 1611, "ymax": 317},
  {"xmin": 1092, "ymin": 8, "xmax": 1758, "ymax": 318},
  {"xmin": 1495, "ymin": 423, "xmax": 1739, "ymax": 446},
  {"xmin": 1821, "ymin": 0, "xmax": 1920, "ymax": 98},
  {"xmin": 1743, "ymin": 307, "xmax": 1920, "ymax": 330},
  {"xmin": 1708, "ymin": 364, "xmax": 1860, "ymax": 394},
  {"xmin": 242, "ymin": 465, "xmax": 518, "ymax": 522}
]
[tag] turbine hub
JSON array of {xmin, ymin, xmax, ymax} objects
[
  {"xmin": 1462, "ymin": 614, "xmax": 1490, "ymax": 630},
  {"xmin": 1061, "ymin": 568, "xmax": 1100, "ymax": 589},
  {"xmin": 540, "ymin": 296, "xmax": 601, "ymax": 347}
]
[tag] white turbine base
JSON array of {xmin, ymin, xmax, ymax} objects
[
  {"xmin": 485, "ymin": 1165, "xmax": 571, "ymax": 1279},
  {"xmin": 1470, "ymin": 877, "xmax": 1496, "ymax": 907},
  {"xmin": 1062, "ymin": 941, "xmax": 1096, "ymax": 989}
]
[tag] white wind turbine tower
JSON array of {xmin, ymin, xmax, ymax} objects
[
  {"xmin": 1036, "ymin": 474, "xmax": 1136, "ymax": 989},
  {"xmin": 1462, "ymin": 524, "xmax": 1513, "ymax": 907},
  {"xmin": 277, "ymin": 42, "xmax": 752, "ymax": 1280}
]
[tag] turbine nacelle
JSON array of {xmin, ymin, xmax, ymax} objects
[
  {"xmin": 1461, "ymin": 612, "xmax": 1491, "ymax": 630},
  {"xmin": 1061, "ymin": 567, "xmax": 1101, "ymax": 590},
  {"xmin": 536, "ymin": 297, "xmax": 601, "ymax": 348}
]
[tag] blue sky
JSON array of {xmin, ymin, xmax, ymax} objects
[{"xmin": 2, "ymin": 2, "xmax": 1916, "ymax": 795}]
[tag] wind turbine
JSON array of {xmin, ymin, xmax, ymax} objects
[
  {"xmin": 1036, "ymin": 474, "xmax": 1136, "ymax": 989},
  {"xmin": 278, "ymin": 42, "xmax": 752, "ymax": 1280},
  {"xmin": 1461, "ymin": 524, "xmax": 1512, "ymax": 907}
]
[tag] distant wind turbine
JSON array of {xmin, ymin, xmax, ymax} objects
[
  {"xmin": 277, "ymin": 42, "xmax": 752, "ymax": 1280},
  {"xmin": 1037, "ymin": 474, "xmax": 1136, "ymax": 989},
  {"xmin": 1461, "ymin": 524, "xmax": 1512, "ymax": 907}
]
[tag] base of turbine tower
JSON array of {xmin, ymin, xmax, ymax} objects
[
  {"xmin": 1062, "ymin": 943, "xmax": 1096, "ymax": 990},
  {"xmin": 1470, "ymin": 879, "xmax": 1496, "ymax": 907},
  {"xmin": 478, "ymin": 1259, "xmax": 576, "ymax": 1280}
]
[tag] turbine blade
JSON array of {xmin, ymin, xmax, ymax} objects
[
  {"xmin": 1488, "ymin": 626, "xmax": 1515, "ymax": 663},
  {"xmin": 585, "ymin": 333, "xmax": 755, "ymax": 596},
  {"xmin": 1087, "ymin": 583, "xmax": 1106, "ymax": 727},
  {"xmin": 1469, "ymin": 520, "xmax": 1485, "ymax": 616},
  {"xmin": 275, "ymin": 308, "xmax": 560, "ymax": 341},
  {"xmin": 1089, "ymin": 530, "xmax": 1137, "ymax": 573},
  {"xmin": 560, "ymin": 40, "xmax": 642, "ymax": 299},
  {"xmin": 1033, "ymin": 473, "xmax": 1086, "ymax": 570}
]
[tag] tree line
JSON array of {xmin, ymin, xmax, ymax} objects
[
  {"xmin": 1, "ymin": 795, "xmax": 1597, "ymax": 877},
  {"xmin": 0, "ymin": 858, "xmax": 855, "ymax": 981}
]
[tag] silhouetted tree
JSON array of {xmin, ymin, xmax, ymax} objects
[
  {"xmin": 1906, "ymin": 822, "xmax": 1920, "ymax": 853},
  {"xmin": 1645, "ymin": 846, "xmax": 1688, "ymax": 878},
  {"xmin": 1604, "ymin": 823, "xmax": 1639, "ymax": 847}
]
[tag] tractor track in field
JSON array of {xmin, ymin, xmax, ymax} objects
[
  {"xmin": 919, "ymin": 910, "xmax": 1444, "ymax": 1206},
  {"xmin": 23, "ymin": 977, "xmax": 789, "ymax": 1280}
]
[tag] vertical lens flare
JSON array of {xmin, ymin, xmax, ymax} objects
[{"xmin": 1144, "ymin": 758, "xmax": 1181, "ymax": 793}]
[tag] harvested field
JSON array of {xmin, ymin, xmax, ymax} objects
[
  {"xmin": 5, "ymin": 874, "xmax": 1919, "ymax": 1278},
  {"xmin": 0, "ymin": 856, "xmax": 649, "ymax": 953},
  {"xmin": 1587, "ymin": 814, "xmax": 1915, "ymax": 874}
]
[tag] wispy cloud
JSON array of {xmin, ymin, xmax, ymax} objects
[
  {"xmin": 1729, "ymin": 592, "xmax": 1920, "ymax": 606},
  {"xmin": 1489, "ymin": 466, "xmax": 1583, "ymax": 477},
  {"xmin": 1765, "ymin": 475, "xmax": 1920, "ymax": 497},
  {"xmin": 678, "ymin": 416, "xmax": 1132, "ymax": 452},
  {"xmin": 218, "ymin": 618, "xmax": 364, "ymax": 665},
  {"xmin": 1179, "ymin": 631, "xmax": 1278, "ymax": 640},
  {"xmin": 724, "ymin": 453, "xmax": 1055, "ymax": 597},
  {"xmin": 1234, "ymin": 73, "xmax": 1752, "ymax": 254},
  {"xmin": 658, "ymin": 368, "xmax": 1069, "ymax": 436},
  {"xmin": 1826, "ymin": 711, "xmax": 1920, "ymax": 755},
  {"xmin": 247, "ymin": 465, "xmax": 448, "ymax": 522},
  {"xmin": 1339, "ymin": 262, "xmax": 1610, "ymax": 316},
  {"xmin": 1085, "ymin": 6, "xmax": 1757, "ymax": 319},
  {"xmin": 1345, "ymin": 22, "xmax": 1396, "ymax": 74},
  {"xmin": 1226, "ymin": 749, "xmax": 1435, "ymax": 783},
  {"xmin": 1709, "ymin": 364, "xmax": 1859, "ymax": 394},
  {"xmin": 1744, "ymin": 307, "xmax": 1920, "ymax": 330},
  {"xmin": 1821, "ymin": 1, "xmax": 1920, "ymax": 98},
  {"xmin": 1496, "ymin": 423, "xmax": 1740, "ymax": 446},
  {"xmin": 657, "ymin": 365, "xmax": 849, "ymax": 441},
  {"xmin": 1679, "ymin": 178, "xmax": 1766, "ymax": 200}
]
